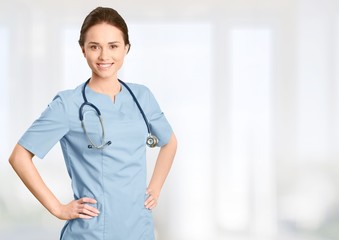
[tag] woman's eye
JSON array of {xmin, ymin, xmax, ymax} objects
[
  {"xmin": 90, "ymin": 45, "xmax": 99, "ymax": 50},
  {"xmin": 109, "ymin": 45, "xmax": 118, "ymax": 49}
]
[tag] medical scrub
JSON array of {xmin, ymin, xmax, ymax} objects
[{"xmin": 18, "ymin": 81, "xmax": 173, "ymax": 240}]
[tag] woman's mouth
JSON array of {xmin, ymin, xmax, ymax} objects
[{"xmin": 97, "ymin": 63, "xmax": 113, "ymax": 69}]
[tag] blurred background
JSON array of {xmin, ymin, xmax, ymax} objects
[{"xmin": 1, "ymin": 0, "xmax": 339, "ymax": 239}]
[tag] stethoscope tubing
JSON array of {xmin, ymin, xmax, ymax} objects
[{"xmin": 79, "ymin": 79, "xmax": 157, "ymax": 148}]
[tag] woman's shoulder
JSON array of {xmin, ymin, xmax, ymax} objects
[
  {"xmin": 123, "ymin": 81, "xmax": 150, "ymax": 92},
  {"xmin": 53, "ymin": 84, "xmax": 83, "ymax": 102},
  {"xmin": 46, "ymin": 84, "xmax": 84, "ymax": 114},
  {"xmin": 122, "ymin": 81, "xmax": 153, "ymax": 99}
]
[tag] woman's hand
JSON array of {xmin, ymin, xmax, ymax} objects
[
  {"xmin": 144, "ymin": 189, "xmax": 159, "ymax": 210},
  {"xmin": 54, "ymin": 197, "xmax": 100, "ymax": 220}
]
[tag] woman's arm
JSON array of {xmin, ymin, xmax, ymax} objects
[
  {"xmin": 145, "ymin": 133, "xmax": 177, "ymax": 209},
  {"xmin": 9, "ymin": 144, "xmax": 99, "ymax": 220}
]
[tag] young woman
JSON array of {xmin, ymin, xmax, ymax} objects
[{"xmin": 9, "ymin": 7, "xmax": 177, "ymax": 240}]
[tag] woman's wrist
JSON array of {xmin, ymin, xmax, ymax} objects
[
  {"xmin": 48, "ymin": 200, "xmax": 64, "ymax": 219},
  {"xmin": 146, "ymin": 187, "xmax": 160, "ymax": 198}
]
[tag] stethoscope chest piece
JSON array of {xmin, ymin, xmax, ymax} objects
[{"xmin": 146, "ymin": 134, "xmax": 158, "ymax": 148}]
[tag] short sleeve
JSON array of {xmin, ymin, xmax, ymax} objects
[
  {"xmin": 18, "ymin": 95, "xmax": 70, "ymax": 159},
  {"xmin": 146, "ymin": 89, "xmax": 173, "ymax": 147}
]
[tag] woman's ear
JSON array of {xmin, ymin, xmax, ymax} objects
[
  {"xmin": 125, "ymin": 44, "xmax": 130, "ymax": 54},
  {"xmin": 81, "ymin": 47, "xmax": 86, "ymax": 57}
]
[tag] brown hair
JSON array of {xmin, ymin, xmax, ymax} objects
[{"xmin": 78, "ymin": 7, "xmax": 130, "ymax": 50}]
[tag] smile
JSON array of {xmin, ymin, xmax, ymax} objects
[{"xmin": 97, "ymin": 63, "xmax": 113, "ymax": 69}]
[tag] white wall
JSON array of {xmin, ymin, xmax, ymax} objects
[{"xmin": 1, "ymin": 0, "xmax": 339, "ymax": 240}]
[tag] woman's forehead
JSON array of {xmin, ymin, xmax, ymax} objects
[{"xmin": 85, "ymin": 23, "xmax": 124, "ymax": 43}]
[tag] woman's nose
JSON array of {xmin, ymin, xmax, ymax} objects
[{"xmin": 99, "ymin": 47, "xmax": 109, "ymax": 60}]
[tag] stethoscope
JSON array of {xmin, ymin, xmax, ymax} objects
[{"xmin": 79, "ymin": 79, "xmax": 158, "ymax": 149}]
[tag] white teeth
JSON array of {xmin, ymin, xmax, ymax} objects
[{"xmin": 98, "ymin": 63, "xmax": 112, "ymax": 68}]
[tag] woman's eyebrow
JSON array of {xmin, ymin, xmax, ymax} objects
[
  {"xmin": 88, "ymin": 41, "xmax": 121, "ymax": 45},
  {"xmin": 108, "ymin": 41, "xmax": 121, "ymax": 44}
]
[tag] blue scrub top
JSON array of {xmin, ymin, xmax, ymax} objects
[{"xmin": 18, "ymin": 81, "xmax": 173, "ymax": 240}]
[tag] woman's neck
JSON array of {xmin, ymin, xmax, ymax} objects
[{"xmin": 88, "ymin": 76, "xmax": 121, "ymax": 101}]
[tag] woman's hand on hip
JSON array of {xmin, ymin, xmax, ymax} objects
[
  {"xmin": 144, "ymin": 189, "xmax": 159, "ymax": 210},
  {"xmin": 54, "ymin": 197, "xmax": 100, "ymax": 220}
]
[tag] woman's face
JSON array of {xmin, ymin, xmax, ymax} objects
[{"xmin": 82, "ymin": 22, "xmax": 129, "ymax": 81}]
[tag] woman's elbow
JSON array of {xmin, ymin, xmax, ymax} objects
[
  {"xmin": 9, "ymin": 144, "xmax": 34, "ymax": 167},
  {"xmin": 166, "ymin": 133, "xmax": 177, "ymax": 152}
]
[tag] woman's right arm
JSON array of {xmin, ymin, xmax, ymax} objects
[{"xmin": 9, "ymin": 144, "xmax": 99, "ymax": 220}]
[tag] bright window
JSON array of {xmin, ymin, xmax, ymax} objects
[{"xmin": 216, "ymin": 28, "xmax": 276, "ymax": 234}]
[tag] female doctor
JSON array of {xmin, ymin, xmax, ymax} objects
[{"xmin": 9, "ymin": 7, "xmax": 177, "ymax": 240}]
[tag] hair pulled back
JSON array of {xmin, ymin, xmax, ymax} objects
[{"xmin": 79, "ymin": 7, "xmax": 130, "ymax": 50}]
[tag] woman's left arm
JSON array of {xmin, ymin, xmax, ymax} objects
[{"xmin": 145, "ymin": 133, "xmax": 177, "ymax": 209}]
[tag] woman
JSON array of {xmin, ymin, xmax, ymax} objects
[{"xmin": 9, "ymin": 7, "xmax": 177, "ymax": 240}]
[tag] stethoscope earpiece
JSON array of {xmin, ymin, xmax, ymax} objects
[{"xmin": 146, "ymin": 135, "xmax": 158, "ymax": 148}]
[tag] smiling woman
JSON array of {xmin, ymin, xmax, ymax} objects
[
  {"xmin": 8, "ymin": 6, "xmax": 177, "ymax": 240},
  {"xmin": 82, "ymin": 23, "xmax": 129, "ymax": 94}
]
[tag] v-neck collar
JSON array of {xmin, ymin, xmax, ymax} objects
[{"xmin": 85, "ymin": 83, "xmax": 127, "ymax": 107}]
